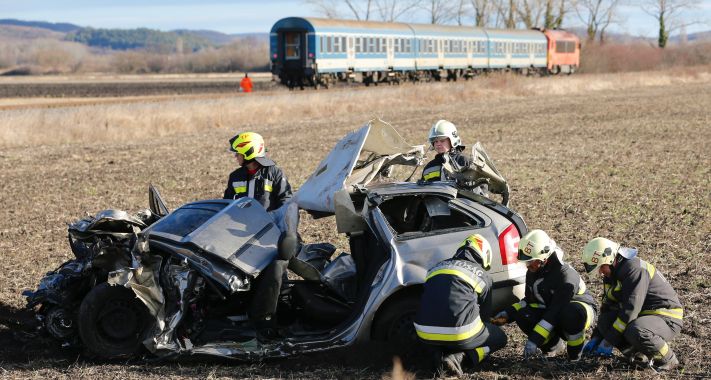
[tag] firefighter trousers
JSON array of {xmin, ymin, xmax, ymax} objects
[
  {"xmin": 597, "ymin": 310, "xmax": 682, "ymax": 361},
  {"xmin": 514, "ymin": 302, "xmax": 595, "ymax": 359}
]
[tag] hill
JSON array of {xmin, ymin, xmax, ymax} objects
[{"xmin": 0, "ymin": 18, "xmax": 80, "ymax": 33}]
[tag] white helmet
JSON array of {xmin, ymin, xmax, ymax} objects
[
  {"xmin": 428, "ymin": 120, "xmax": 461, "ymax": 148},
  {"xmin": 582, "ymin": 237, "xmax": 620, "ymax": 273},
  {"xmin": 518, "ymin": 229, "xmax": 556, "ymax": 262}
]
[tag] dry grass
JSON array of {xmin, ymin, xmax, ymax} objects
[
  {"xmin": 2, "ymin": 66, "xmax": 710, "ymax": 149},
  {"xmin": 0, "ymin": 69, "xmax": 710, "ymax": 379}
]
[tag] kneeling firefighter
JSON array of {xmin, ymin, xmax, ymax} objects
[
  {"xmin": 421, "ymin": 120, "xmax": 509, "ymax": 205},
  {"xmin": 581, "ymin": 237, "xmax": 683, "ymax": 371},
  {"xmin": 414, "ymin": 234, "xmax": 508, "ymax": 377},
  {"xmin": 492, "ymin": 230, "xmax": 597, "ymax": 361}
]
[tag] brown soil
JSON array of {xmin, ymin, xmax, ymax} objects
[{"xmin": 0, "ymin": 77, "xmax": 709, "ymax": 379}]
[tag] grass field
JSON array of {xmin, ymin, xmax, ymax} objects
[{"xmin": 0, "ymin": 68, "xmax": 709, "ymax": 379}]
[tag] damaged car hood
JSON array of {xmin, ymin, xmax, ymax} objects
[{"xmin": 294, "ymin": 119, "xmax": 424, "ymax": 214}]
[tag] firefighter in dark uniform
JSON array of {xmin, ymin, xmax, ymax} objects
[
  {"xmin": 414, "ymin": 234, "xmax": 508, "ymax": 377},
  {"xmin": 492, "ymin": 229, "xmax": 596, "ymax": 361},
  {"xmin": 420, "ymin": 120, "xmax": 488, "ymax": 196},
  {"xmin": 224, "ymin": 131, "xmax": 292, "ymax": 211},
  {"xmin": 581, "ymin": 237, "xmax": 683, "ymax": 371},
  {"xmin": 224, "ymin": 132, "xmax": 294, "ymax": 338}
]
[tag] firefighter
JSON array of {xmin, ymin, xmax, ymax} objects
[
  {"xmin": 414, "ymin": 234, "xmax": 508, "ymax": 377},
  {"xmin": 420, "ymin": 120, "xmax": 488, "ymax": 196},
  {"xmin": 240, "ymin": 73, "xmax": 253, "ymax": 93},
  {"xmin": 581, "ymin": 237, "xmax": 683, "ymax": 371},
  {"xmin": 224, "ymin": 131, "xmax": 292, "ymax": 211},
  {"xmin": 492, "ymin": 230, "xmax": 596, "ymax": 361},
  {"xmin": 224, "ymin": 132, "xmax": 294, "ymax": 338}
]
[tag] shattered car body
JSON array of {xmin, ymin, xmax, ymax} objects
[{"xmin": 25, "ymin": 119, "xmax": 527, "ymax": 361}]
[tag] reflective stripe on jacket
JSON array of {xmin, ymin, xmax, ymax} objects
[
  {"xmin": 606, "ymin": 254, "xmax": 683, "ymax": 347},
  {"xmin": 223, "ymin": 163, "xmax": 292, "ymax": 211},
  {"xmin": 414, "ymin": 258, "xmax": 492, "ymax": 348},
  {"xmin": 504, "ymin": 249, "xmax": 597, "ymax": 346}
]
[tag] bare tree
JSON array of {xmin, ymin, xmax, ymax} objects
[
  {"xmin": 305, "ymin": 0, "xmax": 374, "ymax": 20},
  {"xmin": 491, "ymin": 0, "xmax": 517, "ymax": 27},
  {"xmin": 543, "ymin": 0, "xmax": 568, "ymax": 28},
  {"xmin": 373, "ymin": 0, "xmax": 421, "ymax": 21},
  {"xmin": 640, "ymin": 0, "xmax": 702, "ymax": 48},
  {"xmin": 516, "ymin": 0, "xmax": 546, "ymax": 28},
  {"xmin": 420, "ymin": 0, "xmax": 458, "ymax": 24},
  {"xmin": 575, "ymin": 0, "xmax": 623, "ymax": 42},
  {"xmin": 470, "ymin": 0, "xmax": 493, "ymax": 26}
]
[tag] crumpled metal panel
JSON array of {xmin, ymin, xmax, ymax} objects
[{"xmin": 294, "ymin": 119, "xmax": 424, "ymax": 214}]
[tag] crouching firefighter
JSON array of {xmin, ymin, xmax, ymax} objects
[
  {"xmin": 492, "ymin": 230, "xmax": 596, "ymax": 361},
  {"xmin": 581, "ymin": 237, "xmax": 683, "ymax": 371},
  {"xmin": 420, "ymin": 120, "xmax": 509, "ymax": 205},
  {"xmin": 224, "ymin": 131, "xmax": 295, "ymax": 339},
  {"xmin": 414, "ymin": 234, "xmax": 508, "ymax": 377}
]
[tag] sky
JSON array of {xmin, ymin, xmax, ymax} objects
[{"xmin": 2, "ymin": 0, "xmax": 709, "ymax": 37}]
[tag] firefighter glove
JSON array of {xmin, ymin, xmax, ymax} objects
[
  {"xmin": 491, "ymin": 310, "xmax": 509, "ymax": 325},
  {"xmin": 583, "ymin": 337, "xmax": 600, "ymax": 355},
  {"xmin": 593, "ymin": 339, "xmax": 614, "ymax": 357},
  {"xmin": 523, "ymin": 339, "xmax": 539, "ymax": 358}
]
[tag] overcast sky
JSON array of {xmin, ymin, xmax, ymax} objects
[{"xmin": 2, "ymin": 0, "xmax": 709, "ymax": 37}]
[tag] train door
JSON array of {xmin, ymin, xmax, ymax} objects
[
  {"xmin": 347, "ymin": 36, "xmax": 355, "ymax": 68},
  {"xmin": 282, "ymin": 31, "xmax": 306, "ymax": 79},
  {"xmin": 437, "ymin": 39, "xmax": 444, "ymax": 67},
  {"xmin": 386, "ymin": 37, "xmax": 394, "ymax": 67}
]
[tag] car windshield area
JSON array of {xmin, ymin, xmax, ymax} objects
[
  {"xmin": 378, "ymin": 195, "xmax": 483, "ymax": 239},
  {"xmin": 150, "ymin": 202, "xmax": 227, "ymax": 238}
]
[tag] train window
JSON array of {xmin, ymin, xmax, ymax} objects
[
  {"xmin": 404, "ymin": 39, "xmax": 411, "ymax": 53},
  {"xmin": 340, "ymin": 37, "xmax": 346, "ymax": 53},
  {"xmin": 285, "ymin": 32, "xmax": 300, "ymax": 60},
  {"xmin": 333, "ymin": 36, "xmax": 341, "ymax": 53},
  {"xmin": 368, "ymin": 37, "xmax": 376, "ymax": 53},
  {"xmin": 355, "ymin": 37, "xmax": 361, "ymax": 53},
  {"xmin": 375, "ymin": 38, "xmax": 380, "ymax": 53}
]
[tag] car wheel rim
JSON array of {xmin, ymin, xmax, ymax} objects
[{"xmin": 97, "ymin": 299, "xmax": 141, "ymax": 341}]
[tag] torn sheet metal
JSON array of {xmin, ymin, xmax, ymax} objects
[{"xmin": 294, "ymin": 119, "xmax": 424, "ymax": 214}]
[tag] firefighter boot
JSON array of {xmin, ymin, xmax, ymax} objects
[
  {"xmin": 442, "ymin": 352, "xmax": 465, "ymax": 377},
  {"xmin": 542, "ymin": 339, "xmax": 567, "ymax": 358},
  {"xmin": 652, "ymin": 352, "xmax": 679, "ymax": 372}
]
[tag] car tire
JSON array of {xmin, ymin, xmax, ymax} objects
[
  {"xmin": 78, "ymin": 283, "xmax": 152, "ymax": 359},
  {"xmin": 372, "ymin": 295, "xmax": 420, "ymax": 343}
]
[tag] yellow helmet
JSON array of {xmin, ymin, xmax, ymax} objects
[
  {"xmin": 455, "ymin": 234, "xmax": 492, "ymax": 270},
  {"xmin": 428, "ymin": 120, "xmax": 461, "ymax": 148},
  {"xmin": 582, "ymin": 237, "xmax": 619, "ymax": 273},
  {"xmin": 229, "ymin": 132, "xmax": 266, "ymax": 161},
  {"xmin": 517, "ymin": 229, "xmax": 556, "ymax": 262}
]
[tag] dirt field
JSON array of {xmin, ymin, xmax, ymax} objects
[{"xmin": 0, "ymin": 71, "xmax": 709, "ymax": 379}]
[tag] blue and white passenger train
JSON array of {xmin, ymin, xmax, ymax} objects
[{"xmin": 270, "ymin": 17, "xmax": 580, "ymax": 88}]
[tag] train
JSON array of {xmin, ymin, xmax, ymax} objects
[{"xmin": 270, "ymin": 17, "xmax": 580, "ymax": 88}]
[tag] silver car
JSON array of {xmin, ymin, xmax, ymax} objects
[{"xmin": 24, "ymin": 119, "xmax": 526, "ymax": 360}]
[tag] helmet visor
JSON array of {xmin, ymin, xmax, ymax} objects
[
  {"xmin": 583, "ymin": 262, "xmax": 598, "ymax": 273},
  {"xmin": 517, "ymin": 248, "xmax": 535, "ymax": 262}
]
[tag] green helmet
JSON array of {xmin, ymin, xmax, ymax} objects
[
  {"xmin": 455, "ymin": 234, "xmax": 492, "ymax": 270},
  {"xmin": 518, "ymin": 229, "xmax": 556, "ymax": 262},
  {"xmin": 428, "ymin": 120, "xmax": 461, "ymax": 148},
  {"xmin": 582, "ymin": 237, "xmax": 619, "ymax": 273}
]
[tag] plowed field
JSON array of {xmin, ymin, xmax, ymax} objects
[{"xmin": 0, "ymin": 71, "xmax": 709, "ymax": 379}]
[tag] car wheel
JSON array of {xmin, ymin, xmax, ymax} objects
[
  {"xmin": 78, "ymin": 283, "xmax": 152, "ymax": 359},
  {"xmin": 372, "ymin": 295, "xmax": 420, "ymax": 343}
]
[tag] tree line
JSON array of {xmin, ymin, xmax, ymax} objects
[
  {"xmin": 66, "ymin": 27, "xmax": 213, "ymax": 53},
  {"xmin": 305, "ymin": 0, "xmax": 707, "ymax": 47}
]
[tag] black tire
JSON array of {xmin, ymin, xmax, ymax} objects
[
  {"xmin": 78, "ymin": 283, "xmax": 152, "ymax": 359},
  {"xmin": 372, "ymin": 295, "xmax": 420, "ymax": 343}
]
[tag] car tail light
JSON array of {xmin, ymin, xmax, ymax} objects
[{"xmin": 498, "ymin": 224, "xmax": 520, "ymax": 265}]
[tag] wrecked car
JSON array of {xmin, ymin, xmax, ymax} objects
[{"xmin": 24, "ymin": 119, "xmax": 527, "ymax": 360}]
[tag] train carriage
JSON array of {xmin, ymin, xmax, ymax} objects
[{"xmin": 270, "ymin": 17, "xmax": 579, "ymax": 88}]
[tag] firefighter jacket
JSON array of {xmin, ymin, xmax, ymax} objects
[
  {"xmin": 505, "ymin": 249, "xmax": 596, "ymax": 347},
  {"xmin": 603, "ymin": 249, "xmax": 683, "ymax": 347},
  {"xmin": 414, "ymin": 253, "xmax": 492, "ymax": 348},
  {"xmin": 223, "ymin": 163, "xmax": 293, "ymax": 212},
  {"xmin": 421, "ymin": 148, "xmax": 471, "ymax": 183}
]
